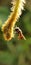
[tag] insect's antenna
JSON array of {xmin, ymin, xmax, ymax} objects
[{"xmin": 2, "ymin": 0, "xmax": 26, "ymax": 41}]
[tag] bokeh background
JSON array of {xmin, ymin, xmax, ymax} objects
[{"xmin": 0, "ymin": 0, "xmax": 31, "ymax": 65}]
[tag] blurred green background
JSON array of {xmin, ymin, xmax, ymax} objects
[{"xmin": 0, "ymin": 0, "xmax": 31, "ymax": 65}]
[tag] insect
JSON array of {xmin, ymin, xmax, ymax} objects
[
  {"xmin": 2, "ymin": 0, "xmax": 25, "ymax": 41},
  {"xmin": 15, "ymin": 27, "xmax": 26, "ymax": 40}
]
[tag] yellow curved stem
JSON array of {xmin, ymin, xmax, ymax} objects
[{"xmin": 2, "ymin": 0, "xmax": 25, "ymax": 41}]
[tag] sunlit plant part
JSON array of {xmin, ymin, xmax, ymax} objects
[{"xmin": 2, "ymin": 0, "xmax": 26, "ymax": 41}]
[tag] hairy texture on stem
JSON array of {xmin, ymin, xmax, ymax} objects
[{"xmin": 2, "ymin": 0, "xmax": 25, "ymax": 41}]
